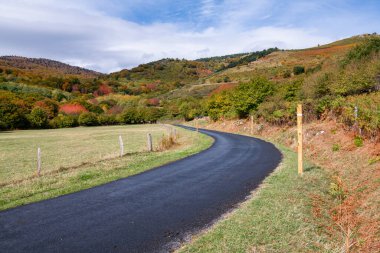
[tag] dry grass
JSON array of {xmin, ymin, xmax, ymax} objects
[
  {"xmin": 207, "ymin": 41, "xmax": 356, "ymax": 85},
  {"xmin": 157, "ymin": 133, "xmax": 178, "ymax": 151},
  {"xmin": 293, "ymin": 44, "xmax": 356, "ymax": 57},
  {"xmin": 179, "ymin": 129, "xmax": 332, "ymax": 253},
  {"xmin": 201, "ymin": 118, "xmax": 379, "ymax": 252}
]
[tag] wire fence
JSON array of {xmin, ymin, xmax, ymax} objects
[{"xmin": 0, "ymin": 124, "xmax": 177, "ymax": 185}]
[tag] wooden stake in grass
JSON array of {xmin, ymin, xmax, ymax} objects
[
  {"xmin": 147, "ymin": 133, "xmax": 153, "ymax": 152},
  {"xmin": 37, "ymin": 147, "xmax": 41, "ymax": 176},
  {"xmin": 297, "ymin": 104, "xmax": 303, "ymax": 175},
  {"xmin": 119, "ymin": 135, "xmax": 124, "ymax": 157},
  {"xmin": 354, "ymin": 105, "xmax": 361, "ymax": 135},
  {"xmin": 196, "ymin": 118, "xmax": 199, "ymax": 132}
]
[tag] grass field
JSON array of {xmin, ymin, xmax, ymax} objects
[
  {"xmin": 0, "ymin": 124, "xmax": 213, "ymax": 210},
  {"xmin": 178, "ymin": 144, "xmax": 335, "ymax": 253},
  {"xmin": 1, "ymin": 125, "xmax": 181, "ymax": 184}
]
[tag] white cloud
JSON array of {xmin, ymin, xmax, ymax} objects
[{"xmin": 0, "ymin": 0, "xmax": 375, "ymax": 73}]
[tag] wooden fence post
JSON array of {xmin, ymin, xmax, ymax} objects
[
  {"xmin": 119, "ymin": 135, "xmax": 124, "ymax": 157},
  {"xmin": 147, "ymin": 133, "xmax": 153, "ymax": 152},
  {"xmin": 297, "ymin": 104, "xmax": 303, "ymax": 175},
  {"xmin": 250, "ymin": 115, "xmax": 254, "ymax": 135},
  {"xmin": 37, "ymin": 147, "xmax": 41, "ymax": 176},
  {"xmin": 354, "ymin": 105, "xmax": 361, "ymax": 135},
  {"xmin": 196, "ymin": 118, "xmax": 199, "ymax": 132}
]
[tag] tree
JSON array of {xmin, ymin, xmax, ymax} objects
[
  {"xmin": 230, "ymin": 77, "xmax": 274, "ymax": 118},
  {"xmin": 207, "ymin": 91, "xmax": 233, "ymax": 121},
  {"xmin": 34, "ymin": 99, "xmax": 59, "ymax": 119},
  {"xmin": 78, "ymin": 112, "xmax": 98, "ymax": 126},
  {"xmin": 178, "ymin": 98, "xmax": 203, "ymax": 121},
  {"xmin": 49, "ymin": 115, "xmax": 78, "ymax": 128},
  {"xmin": 97, "ymin": 114, "xmax": 117, "ymax": 125},
  {"xmin": 28, "ymin": 107, "xmax": 48, "ymax": 128},
  {"xmin": 0, "ymin": 91, "xmax": 30, "ymax": 130},
  {"xmin": 118, "ymin": 108, "xmax": 138, "ymax": 124}
]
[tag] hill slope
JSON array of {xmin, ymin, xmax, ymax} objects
[{"xmin": 0, "ymin": 56, "xmax": 102, "ymax": 78}]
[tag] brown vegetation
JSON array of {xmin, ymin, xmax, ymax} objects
[{"xmin": 202, "ymin": 117, "xmax": 379, "ymax": 252}]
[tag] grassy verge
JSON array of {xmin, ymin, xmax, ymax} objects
[
  {"xmin": 179, "ymin": 143, "xmax": 335, "ymax": 253},
  {"xmin": 0, "ymin": 126, "xmax": 213, "ymax": 211}
]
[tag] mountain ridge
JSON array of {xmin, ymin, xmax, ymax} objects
[{"xmin": 0, "ymin": 55, "xmax": 102, "ymax": 77}]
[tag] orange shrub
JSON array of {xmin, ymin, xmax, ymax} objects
[{"xmin": 59, "ymin": 104, "xmax": 88, "ymax": 115}]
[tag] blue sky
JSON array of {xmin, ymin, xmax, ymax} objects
[{"xmin": 0, "ymin": 0, "xmax": 379, "ymax": 73}]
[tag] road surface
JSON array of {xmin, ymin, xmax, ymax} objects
[{"xmin": 0, "ymin": 127, "xmax": 282, "ymax": 253}]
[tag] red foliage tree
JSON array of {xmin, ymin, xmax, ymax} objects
[
  {"xmin": 72, "ymin": 84, "xmax": 80, "ymax": 92},
  {"xmin": 146, "ymin": 83, "xmax": 157, "ymax": 90},
  {"xmin": 94, "ymin": 84, "xmax": 112, "ymax": 97},
  {"xmin": 107, "ymin": 105, "xmax": 123, "ymax": 115},
  {"xmin": 147, "ymin": 98, "xmax": 160, "ymax": 106},
  {"xmin": 209, "ymin": 83, "xmax": 237, "ymax": 96},
  {"xmin": 34, "ymin": 99, "xmax": 59, "ymax": 119},
  {"xmin": 59, "ymin": 104, "xmax": 88, "ymax": 115}
]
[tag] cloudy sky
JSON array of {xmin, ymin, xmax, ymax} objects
[{"xmin": 0, "ymin": 0, "xmax": 379, "ymax": 73}]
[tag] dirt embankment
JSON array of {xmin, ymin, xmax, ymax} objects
[{"xmin": 200, "ymin": 118, "xmax": 379, "ymax": 252}]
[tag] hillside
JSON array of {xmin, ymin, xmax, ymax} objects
[
  {"xmin": 204, "ymin": 35, "xmax": 368, "ymax": 84},
  {"xmin": 107, "ymin": 58, "xmax": 214, "ymax": 96},
  {"xmin": 1, "ymin": 34, "xmax": 379, "ymax": 130},
  {"xmin": 156, "ymin": 36, "xmax": 363, "ymax": 100},
  {"xmin": 0, "ymin": 56, "xmax": 102, "ymax": 78}
]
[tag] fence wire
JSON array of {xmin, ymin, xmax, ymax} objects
[{"xmin": 0, "ymin": 125, "xmax": 172, "ymax": 184}]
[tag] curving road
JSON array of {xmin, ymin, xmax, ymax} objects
[{"xmin": 0, "ymin": 127, "xmax": 282, "ymax": 253}]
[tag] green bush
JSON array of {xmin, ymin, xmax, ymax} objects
[
  {"xmin": 342, "ymin": 36, "xmax": 380, "ymax": 66},
  {"xmin": 97, "ymin": 114, "xmax": 117, "ymax": 125},
  {"xmin": 354, "ymin": 136, "xmax": 363, "ymax": 147},
  {"xmin": 329, "ymin": 93, "xmax": 380, "ymax": 139},
  {"xmin": 28, "ymin": 107, "xmax": 48, "ymax": 128},
  {"xmin": 314, "ymin": 73, "xmax": 332, "ymax": 98},
  {"xmin": 179, "ymin": 99, "xmax": 202, "ymax": 121},
  {"xmin": 224, "ymin": 76, "xmax": 231, "ymax": 82},
  {"xmin": 78, "ymin": 112, "xmax": 99, "ymax": 126},
  {"xmin": 332, "ymin": 144, "xmax": 340, "ymax": 152},
  {"xmin": 283, "ymin": 80, "xmax": 302, "ymax": 101},
  {"xmin": 256, "ymin": 99, "xmax": 297, "ymax": 125},
  {"xmin": 293, "ymin": 66, "xmax": 305, "ymax": 75},
  {"xmin": 329, "ymin": 182, "xmax": 345, "ymax": 200},
  {"xmin": 207, "ymin": 91, "xmax": 233, "ymax": 121},
  {"xmin": 118, "ymin": 108, "xmax": 139, "ymax": 124},
  {"xmin": 49, "ymin": 115, "xmax": 78, "ymax": 128},
  {"xmin": 0, "ymin": 82, "xmax": 52, "ymax": 98},
  {"xmin": 283, "ymin": 70, "xmax": 291, "ymax": 78},
  {"xmin": 140, "ymin": 107, "xmax": 162, "ymax": 123},
  {"xmin": 231, "ymin": 77, "xmax": 274, "ymax": 118}
]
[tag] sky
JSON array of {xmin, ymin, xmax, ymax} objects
[{"xmin": 0, "ymin": 0, "xmax": 379, "ymax": 73}]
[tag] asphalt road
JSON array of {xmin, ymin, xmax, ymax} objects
[{"xmin": 0, "ymin": 127, "xmax": 282, "ymax": 253}]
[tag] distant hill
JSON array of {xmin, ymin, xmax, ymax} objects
[
  {"xmin": 107, "ymin": 58, "xmax": 215, "ymax": 95},
  {"xmin": 0, "ymin": 56, "xmax": 102, "ymax": 78}
]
